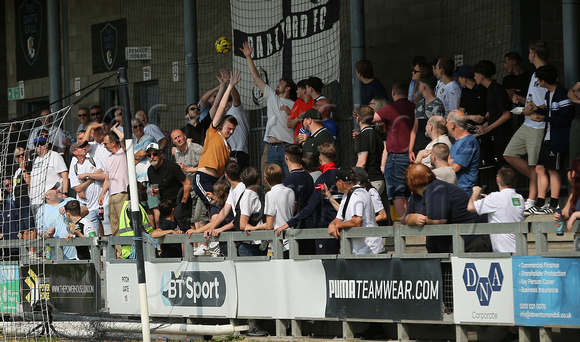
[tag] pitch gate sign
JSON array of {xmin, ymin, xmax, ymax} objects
[{"xmin": 452, "ymin": 257, "xmax": 514, "ymax": 324}]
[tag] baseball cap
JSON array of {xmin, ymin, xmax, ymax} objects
[
  {"xmin": 333, "ymin": 167, "xmax": 356, "ymax": 182},
  {"xmin": 70, "ymin": 140, "xmax": 88, "ymax": 153},
  {"xmin": 352, "ymin": 167, "xmax": 369, "ymax": 183},
  {"xmin": 146, "ymin": 142, "xmax": 160, "ymax": 151},
  {"xmin": 298, "ymin": 109, "xmax": 322, "ymax": 120},
  {"xmin": 33, "ymin": 136, "xmax": 47, "ymax": 145},
  {"xmin": 452, "ymin": 65, "xmax": 474, "ymax": 78},
  {"xmin": 45, "ymin": 182, "xmax": 61, "ymax": 194}
]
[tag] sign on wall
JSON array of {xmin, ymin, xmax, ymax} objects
[
  {"xmin": 452, "ymin": 257, "xmax": 514, "ymax": 324},
  {"xmin": 513, "ymin": 256, "xmax": 580, "ymax": 326},
  {"xmin": 91, "ymin": 19, "xmax": 128, "ymax": 74},
  {"xmin": 0, "ymin": 265, "xmax": 20, "ymax": 313},
  {"xmin": 20, "ymin": 264, "xmax": 98, "ymax": 313},
  {"xmin": 15, "ymin": 0, "xmax": 48, "ymax": 80},
  {"xmin": 323, "ymin": 259, "xmax": 443, "ymax": 321},
  {"xmin": 107, "ymin": 261, "xmax": 238, "ymax": 317}
]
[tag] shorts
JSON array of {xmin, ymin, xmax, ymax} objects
[
  {"xmin": 503, "ymin": 124, "xmax": 544, "ymax": 165},
  {"xmin": 193, "ymin": 171, "xmax": 218, "ymax": 206},
  {"xmin": 145, "ymin": 181, "xmax": 159, "ymax": 209},
  {"xmin": 536, "ymin": 140, "xmax": 565, "ymax": 171},
  {"xmin": 370, "ymin": 179, "xmax": 386, "ymax": 196},
  {"xmin": 384, "ymin": 153, "xmax": 410, "ymax": 200}
]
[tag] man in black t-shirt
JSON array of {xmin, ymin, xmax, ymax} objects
[
  {"xmin": 181, "ymin": 103, "xmax": 211, "ymax": 146},
  {"xmin": 282, "ymin": 144, "xmax": 315, "ymax": 254},
  {"xmin": 147, "ymin": 142, "xmax": 192, "ymax": 230},
  {"xmin": 354, "ymin": 105, "xmax": 385, "ymax": 194}
]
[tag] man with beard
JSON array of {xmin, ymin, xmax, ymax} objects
[
  {"xmin": 147, "ymin": 142, "xmax": 192, "ymax": 231},
  {"xmin": 241, "ymin": 41, "xmax": 296, "ymax": 175}
]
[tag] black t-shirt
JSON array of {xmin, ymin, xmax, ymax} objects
[
  {"xmin": 459, "ymin": 84, "xmax": 488, "ymax": 117},
  {"xmin": 502, "ymin": 71, "xmax": 532, "ymax": 99},
  {"xmin": 486, "ymin": 81, "xmax": 512, "ymax": 131},
  {"xmin": 422, "ymin": 179, "xmax": 480, "ymax": 224},
  {"xmin": 157, "ymin": 216, "xmax": 182, "ymax": 258},
  {"xmin": 283, "ymin": 168, "xmax": 314, "ymax": 228},
  {"xmin": 209, "ymin": 203, "xmax": 233, "ymax": 228},
  {"xmin": 354, "ymin": 126, "xmax": 384, "ymax": 182},
  {"xmin": 181, "ymin": 114, "xmax": 211, "ymax": 146},
  {"xmin": 148, "ymin": 159, "xmax": 186, "ymax": 204},
  {"xmin": 361, "ymin": 78, "xmax": 388, "ymax": 105},
  {"xmin": 302, "ymin": 127, "xmax": 334, "ymax": 157}
]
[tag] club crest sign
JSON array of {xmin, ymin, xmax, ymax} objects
[
  {"xmin": 15, "ymin": 0, "xmax": 48, "ymax": 80},
  {"xmin": 17, "ymin": 0, "xmax": 42, "ymax": 66},
  {"xmin": 100, "ymin": 23, "xmax": 117, "ymax": 70},
  {"xmin": 91, "ymin": 19, "xmax": 127, "ymax": 74}
]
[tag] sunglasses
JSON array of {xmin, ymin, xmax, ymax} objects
[
  {"xmin": 78, "ymin": 114, "xmax": 88, "ymax": 117},
  {"xmin": 90, "ymin": 111, "xmax": 101, "ymax": 116},
  {"xmin": 133, "ymin": 125, "xmax": 144, "ymax": 129},
  {"xmin": 189, "ymin": 107, "xmax": 200, "ymax": 111},
  {"xmin": 16, "ymin": 154, "xmax": 24, "ymax": 158},
  {"xmin": 412, "ymin": 70, "xmax": 421, "ymax": 74},
  {"xmin": 147, "ymin": 151, "xmax": 160, "ymax": 158}
]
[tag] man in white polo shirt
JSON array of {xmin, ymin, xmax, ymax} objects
[
  {"xmin": 468, "ymin": 166, "xmax": 524, "ymax": 253},
  {"xmin": 328, "ymin": 167, "xmax": 384, "ymax": 254}
]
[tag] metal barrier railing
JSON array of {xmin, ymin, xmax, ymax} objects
[{"xmin": 2, "ymin": 220, "xmax": 579, "ymax": 342}]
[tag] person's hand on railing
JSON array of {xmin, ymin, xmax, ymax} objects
[
  {"xmin": 274, "ymin": 223, "xmax": 289, "ymax": 236},
  {"xmin": 415, "ymin": 214, "xmax": 427, "ymax": 226},
  {"xmin": 203, "ymin": 229, "xmax": 214, "ymax": 239},
  {"xmin": 328, "ymin": 222, "xmax": 340, "ymax": 239},
  {"xmin": 186, "ymin": 228, "xmax": 199, "ymax": 238},
  {"xmin": 244, "ymin": 225, "xmax": 256, "ymax": 234}
]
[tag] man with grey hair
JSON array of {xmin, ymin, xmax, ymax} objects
[{"xmin": 446, "ymin": 110, "xmax": 480, "ymax": 194}]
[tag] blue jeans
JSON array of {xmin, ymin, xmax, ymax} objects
[
  {"xmin": 385, "ymin": 153, "xmax": 411, "ymax": 200},
  {"xmin": 237, "ymin": 243, "xmax": 267, "ymax": 257},
  {"xmin": 267, "ymin": 143, "xmax": 289, "ymax": 176}
]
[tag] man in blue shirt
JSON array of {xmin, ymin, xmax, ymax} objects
[
  {"xmin": 36, "ymin": 182, "xmax": 88, "ymax": 260},
  {"xmin": 447, "ymin": 110, "xmax": 480, "ymax": 194}
]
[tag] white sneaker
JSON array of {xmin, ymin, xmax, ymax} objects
[
  {"xmin": 194, "ymin": 245, "xmax": 208, "ymax": 256},
  {"xmin": 524, "ymin": 199, "xmax": 535, "ymax": 211},
  {"xmin": 207, "ymin": 242, "xmax": 220, "ymax": 256}
]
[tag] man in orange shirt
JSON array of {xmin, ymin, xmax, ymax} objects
[{"xmin": 192, "ymin": 70, "xmax": 241, "ymax": 207}]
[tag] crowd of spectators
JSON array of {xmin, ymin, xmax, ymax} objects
[{"xmin": 1, "ymin": 39, "xmax": 580, "ymax": 262}]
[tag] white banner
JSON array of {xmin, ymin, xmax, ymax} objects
[
  {"xmin": 106, "ymin": 261, "xmax": 237, "ymax": 317},
  {"xmin": 231, "ymin": 0, "xmax": 341, "ymax": 109},
  {"xmin": 235, "ymin": 260, "xmax": 326, "ymax": 319},
  {"xmin": 452, "ymin": 257, "xmax": 514, "ymax": 324}
]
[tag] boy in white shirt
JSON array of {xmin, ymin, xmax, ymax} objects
[
  {"xmin": 235, "ymin": 166, "xmax": 265, "ymax": 256},
  {"xmin": 467, "ymin": 166, "xmax": 524, "ymax": 252},
  {"xmin": 245, "ymin": 164, "xmax": 295, "ymax": 258}
]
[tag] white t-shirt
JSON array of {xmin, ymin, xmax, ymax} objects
[
  {"xmin": 433, "ymin": 166, "xmax": 458, "ymax": 185},
  {"xmin": 473, "ymin": 188, "xmax": 524, "ymax": 253},
  {"xmin": 437, "ymin": 80, "xmax": 461, "ymax": 116},
  {"xmin": 336, "ymin": 186, "xmax": 384, "ymax": 254},
  {"xmin": 263, "ymin": 85, "xmax": 294, "ymax": 144},
  {"xmin": 30, "ymin": 151, "xmax": 68, "ymax": 206},
  {"xmin": 226, "ymin": 183, "xmax": 246, "ymax": 215},
  {"xmin": 144, "ymin": 123, "xmax": 166, "ymax": 143},
  {"xmin": 239, "ymin": 188, "xmax": 262, "ymax": 245},
  {"xmin": 421, "ymin": 135, "xmax": 453, "ymax": 168},
  {"xmin": 265, "ymin": 184, "xmax": 295, "ymax": 251},
  {"xmin": 69, "ymin": 157, "xmax": 105, "ymax": 211},
  {"xmin": 368, "ymin": 187, "xmax": 384, "ymax": 214},
  {"xmin": 78, "ymin": 217, "xmax": 97, "ymax": 237},
  {"xmin": 227, "ymin": 103, "xmax": 249, "ymax": 153},
  {"xmin": 523, "ymin": 72, "xmax": 548, "ymax": 130}
]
